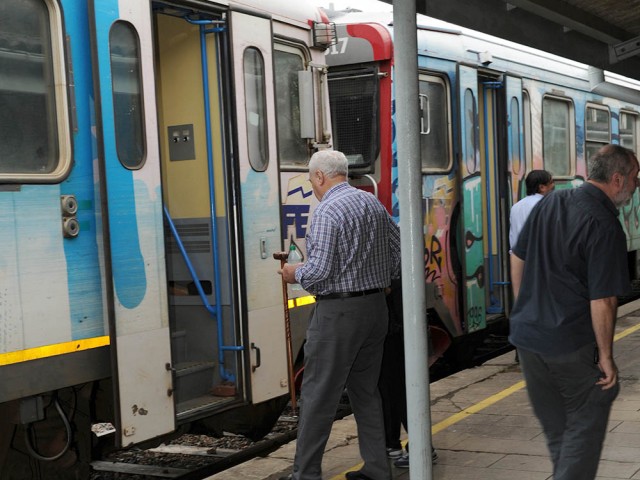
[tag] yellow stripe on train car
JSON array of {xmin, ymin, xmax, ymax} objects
[
  {"xmin": 0, "ymin": 336, "xmax": 111, "ymax": 366},
  {"xmin": 288, "ymin": 295, "xmax": 317, "ymax": 309}
]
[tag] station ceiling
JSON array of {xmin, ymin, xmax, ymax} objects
[{"xmin": 389, "ymin": 0, "xmax": 640, "ymax": 81}]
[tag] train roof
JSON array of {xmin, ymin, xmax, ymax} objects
[
  {"xmin": 327, "ymin": 9, "xmax": 640, "ymax": 105},
  {"xmin": 225, "ymin": 0, "xmax": 326, "ymax": 28}
]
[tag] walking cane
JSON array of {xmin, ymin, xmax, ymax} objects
[{"xmin": 274, "ymin": 252, "xmax": 298, "ymax": 413}]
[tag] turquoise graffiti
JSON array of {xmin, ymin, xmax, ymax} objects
[{"xmin": 462, "ymin": 174, "xmax": 485, "ymax": 333}]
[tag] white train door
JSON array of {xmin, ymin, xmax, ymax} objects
[
  {"xmin": 229, "ymin": 10, "xmax": 289, "ymax": 403},
  {"xmin": 89, "ymin": 0, "xmax": 174, "ymax": 447}
]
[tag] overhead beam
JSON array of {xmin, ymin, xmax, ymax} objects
[{"xmin": 503, "ymin": 0, "xmax": 625, "ymax": 44}]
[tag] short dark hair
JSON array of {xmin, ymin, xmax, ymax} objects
[
  {"xmin": 525, "ymin": 170, "xmax": 553, "ymax": 195},
  {"xmin": 588, "ymin": 144, "xmax": 637, "ymax": 183}
]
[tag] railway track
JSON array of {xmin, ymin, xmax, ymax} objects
[{"xmin": 90, "ymin": 402, "xmax": 352, "ymax": 480}]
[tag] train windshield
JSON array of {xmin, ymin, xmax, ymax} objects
[{"xmin": 328, "ymin": 66, "xmax": 379, "ymax": 170}]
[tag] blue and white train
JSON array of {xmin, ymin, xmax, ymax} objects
[{"xmin": 0, "ymin": 0, "xmax": 333, "ymax": 476}]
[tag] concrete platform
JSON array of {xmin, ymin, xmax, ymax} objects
[{"xmin": 206, "ymin": 299, "xmax": 640, "ymax": 480}]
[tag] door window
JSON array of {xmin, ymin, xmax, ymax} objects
[
  {"xmin": 244, "ymin": 47, "xmax": 268, "ymax": 172},
  {"xmin": 274, "ymin": 45, "xmax": 309, "ymax": 168},
  {"xmin": 110, "ymin": 21, "xmax": 146, "ymax": 169}
]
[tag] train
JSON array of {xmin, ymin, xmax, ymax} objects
[
  {"xmin": 3, "ymin": 0, "xmax": 640, "ymax": 478},
  {"xmin": 0, "ymin": 0, "xmax": 333, "ymax": 477},
  {"xmin": 324, "ymin": 7, "xmax": 640, "ymax": 363}
]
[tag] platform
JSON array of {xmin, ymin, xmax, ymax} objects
[{"xmin": 206, "ymin": 298, "xmax": 640, "ymax": 480}]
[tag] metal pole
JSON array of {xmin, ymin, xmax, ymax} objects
[{"xmin": 394, "ymin": 1, "xmax": 433, "ymax": 479}]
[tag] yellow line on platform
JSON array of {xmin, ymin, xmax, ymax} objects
[{"xmin": 431, "ymin": 380, "xmax": 526, "ymax": 434}]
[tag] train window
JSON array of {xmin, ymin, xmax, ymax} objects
[
  {"xmin": 419, "ymin": 75, "xmax": 451, "ymax": 172},
  {"xmin": 464, "ymin": 89, "xmax": 478, "ymax": 173},
  {"xmin": 542, "ymin": 96, "xmax": 574, "ymax": 177},
  {"xmin": 510, "ymin": 97, "xmax": 522, "ymax": 175},
  {"xmin": 328, "ymin": 66, "xmax": 379, "ymax": 170},
  {"xmin": 0, "ymin": 0, "xmax": 71, "ymax": 180},
  {"xmin": 585, "ymin": 104, "xmax": 610, "ymax": 162},
  {"xmin": 110, "ymin": 21, "xmax": 146, "ymax": 169},
  {"xmin": 523, "ymin": 90, "xmax": 532, "ymax": 169},
  {"xmin": 244, "ymin": 47, "xmax": 268, "ymax": 172},
  {"xmin": 274, "ymin": 45, "xmax": 309, "ymax": 168},
  {"xmin": 620, "ymin": 111, "xmax": 638, "ymax": 151}
]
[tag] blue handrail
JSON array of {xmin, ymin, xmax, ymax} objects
[{"xmin": 168, "ymin": 16, "xmax": 243, "ymax": 383}]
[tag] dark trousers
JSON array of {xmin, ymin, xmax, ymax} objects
[
  {"xmin": 518, "ymin": 344, "xmax": 619, "ymax": 480},
  {"xmin": 292, "ymin": 293, "xmax": 391, "ymax": 480},
  {"xmin": 378, "ymin": 331, "xmax": 407, "ymax": 449}
]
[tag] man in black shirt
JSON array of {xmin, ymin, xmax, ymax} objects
[{"xmin": 510, "ymin": 144, "xmax": 639, "ymax": 480}]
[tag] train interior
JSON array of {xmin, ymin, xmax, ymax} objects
[{"xmin": 152, "ymin": 3, "xmax": 242, "ymax": 422}]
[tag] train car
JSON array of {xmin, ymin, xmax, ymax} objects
[
  {"xmin": 0, "ymin": 0, "xmax": 333, "ymax": 477},
  {"xmin": 324, "ymin": 9, "xmax": 640, "ymax": 363}
]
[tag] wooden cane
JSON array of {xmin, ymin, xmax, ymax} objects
[{"xmin": 274, "ymin": 251, "xmax": 297, "ymax": 412}]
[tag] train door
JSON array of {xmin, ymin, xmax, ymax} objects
[
  {"xmin": 477, "ymin": 72, "xmax": 510, "ymax": 317},
  {"xmin": 504, "ymin": 75, "xmax": 526, "ymax": 314},
  {"xmin": 153, "ymin": 3, "xmax": 246, "ymax": 424},
  {"xmin": 228, "ymin": 10, "xmax": 289, "ymax": 403},
  {"xmin": 89, "ymin": 0, "xmax": 174, "ymax": 446},
  {"xmin": 457, "ymin": 65, "xmax": 486, "ymax": 333}
]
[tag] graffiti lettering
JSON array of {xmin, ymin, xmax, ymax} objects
[
  {"xmin": 424, "ymin": 235, "xmax": 443, "ymax": 282},
  {"xmin": 467, "ymin": 305, "xmax": 483, "ymax": 331},
  {"xmin": 282, "ymin": 204, "xmax": 310, "ymax": 240}
]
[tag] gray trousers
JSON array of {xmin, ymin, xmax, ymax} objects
[
  {"xmin": 518, "ymin": 344, "xmax": 619, "ymax": 480},
  {"xmin": 292, "ymin": 292, "xmax": 391, "ymax": 480}
]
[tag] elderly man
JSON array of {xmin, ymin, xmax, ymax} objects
[
  {"xmin": 510, "ymin": 144, "xmax": 639, "ymax": 480},
  {"xmin": 279, "ymin": 150, "xmax": 401, "ymax": 480}
]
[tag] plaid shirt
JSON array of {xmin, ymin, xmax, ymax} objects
[{"xmin": 295, "ymin": 182, "xmax": 401, "ymax": 295}]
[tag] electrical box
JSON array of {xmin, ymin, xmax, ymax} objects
[{"xmin": 168, "ymin": 124, "xmax": 195, "ymax": 161}]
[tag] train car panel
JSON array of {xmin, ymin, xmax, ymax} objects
[
  {"xmin": 456, "ymin": 64, "xmax": 486, "ymax": 333},
  {"xmin": 228, "ymin": 9, "xmax": 289, "ymax": 404},
  {"xmin": 89, "ymin": 0, "xmax": 174, "ymax": 446}
]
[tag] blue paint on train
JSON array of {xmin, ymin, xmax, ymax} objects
[
  {"xmin": 92, "ymin": 1, "xmax": 147, "ymax": 309},
  {"xmin": 62, "ymin": 0, "xmax": 105, "ymax": 338}
]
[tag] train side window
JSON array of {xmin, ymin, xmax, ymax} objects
[
  {"xmin": 419, "ymin": 74, "xmax": 452, "ymax": 172},
  {"xmin": 274, "ymin": 44, "xmax": 309, "ymax": 169},
  {"xmin": 110, "ymin": 21, "xmax": 146, "ymax": 169},
  {"xmin": 244, "ymin": 47, "xmax": 268, "ymax": 172},
  {"xmin": 510, "ymin": 97, "xmax": 522, "ymax": 175},
  {"xmin": 585, "ymin": 104, "xmax": 610, "ymax": 163},
  {"xmin": 328, "ymin": 66, "xmax": 379, "ymax": 170},
  {"xmin": 464, "ymin": 89, "xmax": 478, "ymax": 173},
  {"xmin": 523, "ymin": 90, "xmax": 532, "ymax": 169},
  {"xmin": 620, "ymin": 111, "xmax": 638, "ymax": 151},
  {"xmin": 542, "ymin": 96, "xmax": 575, "ymax": 177},
  {"xmin": 0, "ymin": 0, "xmax": 71, "ymax": 181}
]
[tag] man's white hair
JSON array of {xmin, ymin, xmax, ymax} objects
[{"xmin": 308, "ymin": 150, "xmax": 348, "ymax": 178}]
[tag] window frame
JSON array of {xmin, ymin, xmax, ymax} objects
[
  {"xmin": 418, "ymin": 72, "xmax": 453, "ymax": 173},
  {"xmin": 541, "ymin": 94, "xmax": 576, "ymax": 178},
  {"xmin": 243, "ymin": 46, "xmax": 269, "ymax": 172},
  {"xmin": 0, "ymin": 0, "xmax": 72, "ymax": 183},
  {"xmin": 109, "ymin": 20, "xmax": 147, "ymax": 170},
  {"xmin": 584, "ymin": 103, "xmax": 611, "ymax": 165},
  {"xmin": 273, "ymin": 41, "xmax": 312, "ymax": 171},
  {"xmin": 620, "ymin": 110, "xmax": 639, "ymax": 152}
]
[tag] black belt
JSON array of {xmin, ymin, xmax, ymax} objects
[{"xmin": 315, "ymin": 288, "xmax": 383, "ymax": 301}]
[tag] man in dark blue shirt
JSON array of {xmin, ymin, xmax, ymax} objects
[{"xmin": 510, "ymin": 144, "xmax": 639, "ymax": 480}]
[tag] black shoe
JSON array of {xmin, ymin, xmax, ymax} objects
[
  {"xmin": 278, "ymin": 475, "xmax": 292, "ymax": 480},
  {"xmin": 345, "ymin": 471, "xmax": 374, "ymax": 480}
]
